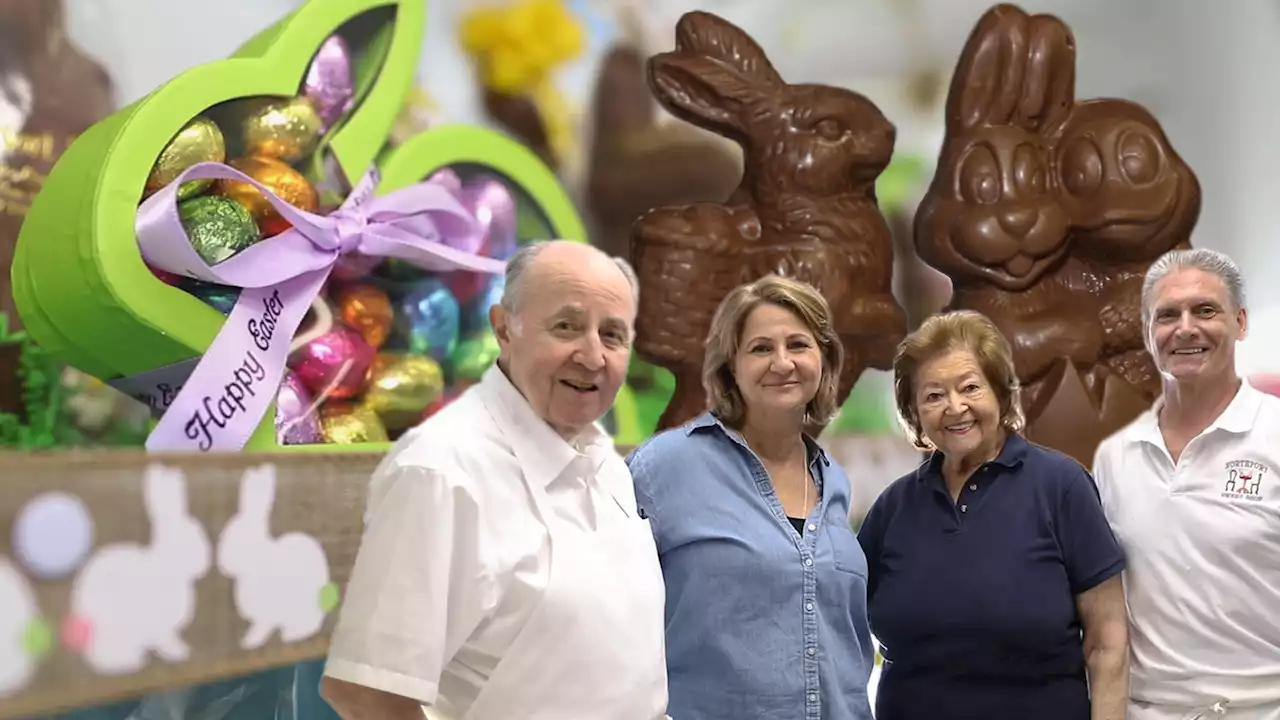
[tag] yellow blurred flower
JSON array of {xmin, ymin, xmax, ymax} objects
[{"xmin": 459, "ymin": 0, "xmax": 585, "ymax": 95}]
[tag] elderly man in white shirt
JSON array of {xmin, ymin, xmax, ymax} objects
[
  {"xmin": 320, "ymin": 240, "xmax": 668, "ymax": 720},
  {"xmin": 1093, "ymin": 248, "xmax": 1280, "ymax": 720}
]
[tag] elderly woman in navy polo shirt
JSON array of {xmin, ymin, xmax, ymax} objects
[
  {"xmin": 627, "ymin": 275, "xmax": 874, "ymax": 720},
  {"xmin": 857, "ymin": 310, "xmax": 1131, "ymax": 720}
]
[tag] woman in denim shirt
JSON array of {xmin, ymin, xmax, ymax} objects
[{"xmin": 627, "ymin": 275, "xmax": 874, "ymax": 720}]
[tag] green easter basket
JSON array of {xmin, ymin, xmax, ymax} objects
[{"xmin": 11, "ymin": 0, "xmax": 640, "ymax": 452}]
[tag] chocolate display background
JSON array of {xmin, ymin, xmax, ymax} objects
[{"xmin": 0, "ymin": 0, "xmax": 114, "ymax": 418}]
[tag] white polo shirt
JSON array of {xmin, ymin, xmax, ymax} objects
[
  {"xmin": 324, "ymin": 366, "xmax": 649, "ymax": 717},
  {"xmin": 1093, "ymin": 380, "xmax": 1280, "ymax": 709}
]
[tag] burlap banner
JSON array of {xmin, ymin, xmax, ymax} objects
[{"xmin": 0, "ymin": 450, "xmax": 384, "ymax": 718}]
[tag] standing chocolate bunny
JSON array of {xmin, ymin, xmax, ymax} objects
[
  {"xmin": 915, "ymin": 3, "xmax": 1199, "ymax": 465},
  {"xmin": 631, "ymin": 11, "xmax": 906, "ymax": 434}
]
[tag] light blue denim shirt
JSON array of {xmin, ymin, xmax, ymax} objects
[{"xmin": 626, "ymin": 412, "xmax": 874, "ymax": 720}]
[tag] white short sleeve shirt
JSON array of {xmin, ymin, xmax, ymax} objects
[
  {"xmin": 324, "ymin": 366, "xmax": 645, "ymax": 716},
  {"xmin": 1093, "ymin": 380, "xmax": 1280, "ymax": 708}
]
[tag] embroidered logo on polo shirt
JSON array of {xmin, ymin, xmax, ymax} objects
[{"xmin": 1222, "ymin": 460, "xmax": 1268, "ymax": 501}]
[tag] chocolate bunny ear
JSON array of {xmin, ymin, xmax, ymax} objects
[
  {"xmin": 673, "ymin": 11, "xmax": 783, "ymax": 88},
  {"xmin": 946, "ymin": 4, "xmax": 1076, "ymax": 134},
  {"xmin": 647, "ymin": 11, "xmax": 780, "ymax": 139}
]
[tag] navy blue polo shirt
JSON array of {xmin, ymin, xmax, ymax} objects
[{"xmin": 856, "ymin": 434, "xmax": 1124, "ymax": 720}]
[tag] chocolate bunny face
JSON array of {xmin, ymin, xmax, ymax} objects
[
  {"xmin": 646, "ymin": 11, "xmax": 895, "ymax": 198},
  {"xmin": 915, "ymin": 5, "xmax": 1075, "ymax": 291},
  {"xmin": 1057, "ymin": 99, "xmax": 1201, "ymax": 260}
]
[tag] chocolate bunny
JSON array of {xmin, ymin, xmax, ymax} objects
[
  {"xmin": 632, "ymin": 11, "xmax": 906, "ymax": 433},
  {"xmin": 916, "ymin": 3, "xmax": 1199, "ymax": 464},
  {"xmin": 1056, "ymin": 98, "xmax": 1200, "ymax": 398}
]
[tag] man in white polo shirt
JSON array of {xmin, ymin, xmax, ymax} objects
[
  {"xmin": 320, "ymin": 240, "xmax": 668, "ymax": 720},
  {"xmin": 1093, "ymin": 248, "xmax": 1280, "ymax": 720}
]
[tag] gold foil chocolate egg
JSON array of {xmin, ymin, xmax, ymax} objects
[
  {"xmin": 319, "ymin": 403, "xmax": 389, "ymax": 445},
  {"xmin": 216, "ymin": 156, "xmax": 318, "ymax": 236},
  {"xmin": 362, "ymin": 354, "xmax": 445, "ymax": 430},
  {"xmin": 337, "ymin": 284, "xmax": 394, "ymax": 349},
  {"xmin": 238, "ymin": 96, "xmax": 323, "ymax": 163},
  {"xmin": 146, "ymin": 116, "xmax": 226, "ymax": 199}
]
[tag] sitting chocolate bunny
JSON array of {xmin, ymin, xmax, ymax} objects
[
  {"xmin": 631, "ymin": 10, "xmax": 906, "ymax": 433},
  {"xmin": 916, "ymin": 3, "xmax": 1200, "ymax": 465}
]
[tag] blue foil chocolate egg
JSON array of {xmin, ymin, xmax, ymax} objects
[
  {"xmin": 396, "ymin": 279, "xmax": 461, "ymax": 363},
  {"xmin": 182, "ymin": 280, "xmax": 241, "ymax": 315},
  {"xmin": 461, "ymin": 271, "xmax": 506, "ymax": 336}
]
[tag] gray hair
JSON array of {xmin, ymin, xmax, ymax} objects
[
  {"xmin": 499, "ymin": 240, "xmax": 640, "ymax": 315},
  {"xmin": 1141, "ymin": 248, "xmax": 1246, "ymax": 324}
]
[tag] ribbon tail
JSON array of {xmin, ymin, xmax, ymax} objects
[{"xmin": 144, "ymin": 269, "xmax": 329, "ymax": 453}]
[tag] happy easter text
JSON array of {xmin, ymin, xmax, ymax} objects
[{"xmin": 183, "ymin": 289, "xmax": 284, "ymax": 451}]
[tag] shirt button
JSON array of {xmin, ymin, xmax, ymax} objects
[
  {"xmin": 808, "ymin": 693, "xmax": 818, "ymax": 703},
  {"xmin": 805, "ymin": 602, "xmax": 814, "ymax": 612},
  {"xmin": 806, "ymin": 647, "xmax": 816, "ymax": 657},
  {"xmin": 969, "ymin": 483, "xmax": 977, "ymax": 491},
  {"xmin": 804, "ymin": 558, "xmax": 813, "ymax": 567},
  {"xmin": 960, "ymin": 504, "xmax": 967, "ymax": 513},
  {"xmin": 807, "ymin": 523, "xmax": 816, "ymax": 532}
]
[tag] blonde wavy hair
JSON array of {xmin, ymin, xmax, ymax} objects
[{"xmin": 702, "ymin": 275, "xmax": 844, "ymax": 427}]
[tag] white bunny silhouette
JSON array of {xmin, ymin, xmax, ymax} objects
[
  {"xmin": 67, "ymin": 464, "xmax": 212, "ymax": 675},
  {"xmin": 217, "ymin": 464, "xmax": 334, "ymax": 649},
  {"xmin": 0, "ymin": 556, "xmax": 42, "ymax": 697}
]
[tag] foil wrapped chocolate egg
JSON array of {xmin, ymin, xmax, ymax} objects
[
  {"xmin": 332, "ymin": 252, "xmax": 383, "ymax": 281},
  {"xmin": 451, "ymin": 331, "xmax": 501, "ymax": 384},
  {"xmin": 336, "ymin": 284, "xmax": 394, "ymax": 349},
  {"xmin": 216, "ymin": 156, "xmax": 318, "ymax": 237},
  {"xmin": 462, "ymin": 174, "xmax": 518, "ymax": 259},
  {"xmin": 319, "ymin": 402, "xmax": 389, "ymax": 444},
  {"xmin": 363, "ymin": 354, "xmax": 445, "ymax": 430},
  {"xmin": 182, "ymin": 280, "xmax": 241, "ymax": 315},
  {"xmin": 236, "ymin": 96, "xmax": 323, "ymax": 163},
  {"xmin": 177, "ymin": 196, "xmax": 261, "ymax": 265},
  {"xmin": 426, "ymin": 167, "xmax": 464, "ymax": 194},
  {"xmin": 276, "ymin": 371, "xmax": 323, "ymax": 445},
  {"xmin": 461, "ymin": 271, "xmax": 505, "ymax": 336},
  {"xmin": 396, "ymin": 279, "xmax": 461, "ymax": 363},
  {"xmin": 304, "ymin": 34, "xmax": 355, "ymax": 130},
  {"xmin": 146, "ymin": 116, "xmax": 226, "ymax": 200},
  {"xmin": 289, "ymin": 324, "xmax": 376, "ymax": 400}
]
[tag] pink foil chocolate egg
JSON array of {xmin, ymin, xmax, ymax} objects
[
  {"xmin": 463, "ymin": 175, "xmax": 518, "ymax": 259},
  {"xmin": 304, "ymin": 34, "xmax": 355, "ymax": 130},
  {"xmin": 147, "ymin": 262, "xmax": 182, "ymax": 286},
  {"xmin": 427, "ymin": 167, "xmax": 464, "ymax": 195},
  {"xmin": 331, "ymin": 252, "xmax": 382, "ymax": 281},
  {"xmin": 289, "ymin": 324, "xmax": 375, "ymax": 400},
  {"xmin": 275, "ymin": 371, "xmax": 323, "ymax": 445}
]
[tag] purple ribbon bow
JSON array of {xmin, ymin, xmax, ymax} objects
[{"xmin": 132, "ymin": 161, "xmax": 506, "ymax": 452}]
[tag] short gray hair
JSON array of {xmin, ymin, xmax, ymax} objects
[
  {"xmin": 499, "ymin": 240, "xmax": 640, "ymax": 314},
  {"xmin": 1141, "ymin": 248, "xmax": 1246, "ymax": 324}
]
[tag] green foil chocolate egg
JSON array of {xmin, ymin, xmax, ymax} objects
[
  {"xmin": 450, "ymin": 331, "xmax": 500, "ymax": 383},
  {"xmin": 177, "ymin": 195, "xmax": 261, "ymax": 265}
]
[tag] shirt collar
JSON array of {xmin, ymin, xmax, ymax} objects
[
  {"xmin": 1124, "ymin": 378, "xmax": 1265, "ymax": 447},
  {"xmin": 686, "ymin": 411, "xmax": 831, "ymax": 467},
  {"xmin": 477, "ymin": 365, "xmax": 612, "ymax": 489},
  {"xmin": 916, "ymin": 431, "xmax": 1029, "ymax": 482}
]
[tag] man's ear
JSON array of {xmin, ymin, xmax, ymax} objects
[
  {"xmin": 491, "ymin": 303, "xmax": 514, "ymax": 347},
  {"xmin": 1237, "ymin": 306, "xmax": 1249, "ymax": 341}
]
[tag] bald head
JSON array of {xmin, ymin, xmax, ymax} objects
[{"xmin": 500, "ymin": 240, "xmax": 639, "ymax": 317}]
